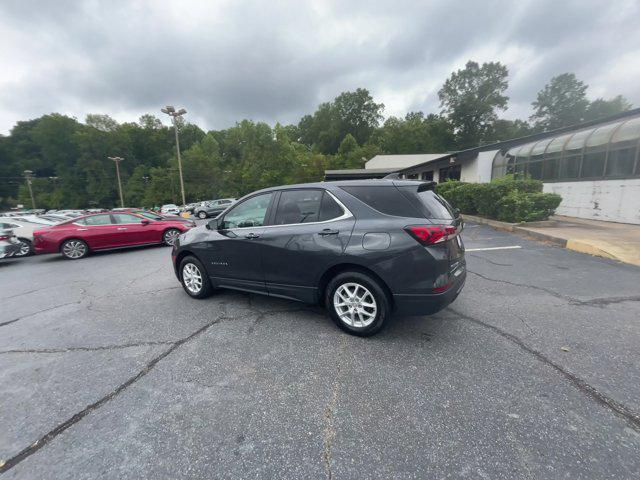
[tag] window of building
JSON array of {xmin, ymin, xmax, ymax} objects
[
  {"xmin": 421, "ymin": 171, "xmax": 434, "ymax": 181},
  {"xmin": 558, "ymin": 154, "xmax": 581, "ymax": 179},
  {"xmin": 581, "ymin": 151, "xmax": 606, "ymax": 178},
  {"xmin": 439, "ymin": 165, "xmax": 461, "ymax": 181},
  {"xmin": 606, "ymin": 147, "xmax": 636, "ymax": 177}
]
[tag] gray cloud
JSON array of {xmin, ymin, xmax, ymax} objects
[{"xmin": 1, "ymin": 0, "xmax": 639, "ymax": 133}]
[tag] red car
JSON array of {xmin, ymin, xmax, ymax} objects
[{"xmin": 33, "ymin": 212, "xmax": 192, "ymax": 259}]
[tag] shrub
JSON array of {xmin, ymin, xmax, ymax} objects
[
  {"xmin": 495, "ymin": 192, "xmax": 563, "ymax": 223},
  {"xmin": 436, "ymin": 175, "xmax": 561, "ymax": 223}
]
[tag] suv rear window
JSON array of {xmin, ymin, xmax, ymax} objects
[
  {"xmin": 341, "ymin": 185, "xmax": 421, "ymax": 217},
  {"xmin": 396, "ymin": 185, "xmax": 455, "ymax": 220}
]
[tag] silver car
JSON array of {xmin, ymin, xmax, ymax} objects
[
  {"xmin": 0, "ymin": 217, "xmax": 55, "ymax": 257},
  {"xmin": 0, "ymin": 229, "xmax": 21, "ymax": 259}
]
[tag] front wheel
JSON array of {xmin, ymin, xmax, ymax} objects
[
  {"xmin": 61, "ymin": 239, "xmax": 89, "ymax": 260},
  {"xmin": 163, "ymin": 228, "xmax": 181, "ymax": 246},
  {"xmin": 325, "ymin": 271, "xmax": 390, "ymax": 337},
  {"xmin": 197, "ymin": 211, "xmax": 207, "ymax": 219},
  {"xmin": 180, "ymin": 256, "xmax": 213, "ymax": 299}
]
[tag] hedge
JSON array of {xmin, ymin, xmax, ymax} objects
[{"xmin": 435, "ymin": 177, "xmax": 562, "ymax": 223}]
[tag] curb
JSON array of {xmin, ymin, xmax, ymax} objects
[
  {"xmin": 461, "ymin": 214, "xmax": 567, "ymax": 246},
  {"xmin": 565, "ymin": 239, "xmax": 617, "ymax": 261}
]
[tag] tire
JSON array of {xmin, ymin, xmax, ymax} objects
[
  {"xmin": 325, "ymin": 271, "xmax": 390, "ymax": 337},
  {"xmin": 198, "ymin": 211, "xmax": 207, "ymax": 219},
  {"xmin": 163, "ymin": 228, "xmax": 181, "ymax": 246},
  {"xmin": 179, "ymin": 255, "xmax": 213, "ymax": 299},
  {"xmin": 60, "ymin": 239, "xmax": 89, "ymax": 260},
  {"xmin": 14, "ymin": 238, "xmax": 33, "ymax": 257}
]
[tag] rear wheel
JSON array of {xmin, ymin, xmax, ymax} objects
[
  {"xmin": 163, "ymin": 228, "xmax": 181, "ymax": 246},
  {"xmin": 325, "ymin": 271, "xmax": 390, "ymax": 337},
  {"xmin": 61, "ymin": 239, "xmax": 89, "ymax": 260},
  {"xmin": 180, "ymin": 256, "xmax": 213, "ymax": 299},
  {"xmin": 14, "ymin": 238, "xmax": 33, "ymax": 257},
  {"xmin": 198, "ymin": 211, "xmax": 207, "ymax": 219}
]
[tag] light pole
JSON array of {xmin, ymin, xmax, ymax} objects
[
  {"xmin": 23, "ymin": 170, "xmax": 36, "ymax": 209},
  {"xmin": 108, "ymin": 156, "xmax": 125, "ymax": 207},
  {"xmin": 161, "ymin": 105, "xmax": 187, "ymax": 206}
]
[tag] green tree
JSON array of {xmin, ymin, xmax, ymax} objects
[
  {"xmin": 530, "ymin": 73, "xmax": 589, "ymax": 130},
  {"xmin": 374, "ymin": 112, "xmax": 455, "ymax": 154},
  {"xmin": 297, "ymin": 88, "xmax": 383, "ymax": 154},
  {"xmin": 438, "ymin": 60, "xmax": 509, "ymax": 148},
  {"xmin": 584, "ymin": 95, "xmax": 632, "ymax": 122}
]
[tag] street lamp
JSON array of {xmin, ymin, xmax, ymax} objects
[
  {"xmin": 107, "ymin": 156, "xmax": 125, "ymax": 207},
  {"xmin": 23, "ymin": 170, "xmax": 36, "ymax": 209},
  {"xmin": 161, "ymin": 105, "xmax": 187, "ymax": 206}
]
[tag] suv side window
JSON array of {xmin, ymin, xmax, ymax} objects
[
  {"xmin": 319, "ymin": 192, "xmax": 344, "ymax": 221},
  {"xmin": 274, "ymin": 189, "xmax": 322, "ymax": 225},
  {"xmin": 340, "ymin": 185, "xmax": 421, "ymax": 217},
  {"xmin": 221, "ymin": 193, "xmax": 273, "ymax": 229}
]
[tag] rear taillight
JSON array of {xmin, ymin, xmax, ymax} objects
[
  {"xmin": 0, "ymin": 234, "xmax": 11, "ymax": 241},
  {"xmin": 404, "ymin": 225, "xmax": 457, "ymax": 245}
]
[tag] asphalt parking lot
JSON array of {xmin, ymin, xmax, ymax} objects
[{"xmin": 1, "ymin": 222, "xmax": 639, "ymax": 479}]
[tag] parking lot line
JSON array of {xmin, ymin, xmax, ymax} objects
[{"xmin": 466, "ymin": 246, "xmax": 522, "ymax": 252}]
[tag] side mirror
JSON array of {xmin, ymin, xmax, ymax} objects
[
  {"xmin": 206, "ymin": 218, "xmax": 221, "ymax": 230},
  {"xmin": 141, "ymin": 219, "xmax": 150, "ymax": 225}
]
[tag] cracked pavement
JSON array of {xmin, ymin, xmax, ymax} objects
[{"xmin": 1, "ymin": 223, "xmax": 639, "ymax": 479}]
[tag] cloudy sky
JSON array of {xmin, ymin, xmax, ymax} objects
[{"xmin": 1, "ymin": 0, "xmax": 639, "ymax": 134}]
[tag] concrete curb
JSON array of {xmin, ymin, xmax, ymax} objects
[
  {"xmin": 565, "ymin": 239, "xmax": 616, "ymax": 260},
  {"xmin": 461, "ymin": 214, "xmax": 567, "ymax": 246}
]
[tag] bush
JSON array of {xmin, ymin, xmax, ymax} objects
[
  {"xmin": 495, "ymin": 192, "xmax": 562, "ymax": 223},
  {"xmin": 436, "ymin": 175, "xmax": 561, "ymax": 223}
]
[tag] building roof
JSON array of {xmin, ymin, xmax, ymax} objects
[{"xmin": 365, "ymin": 153, "xmax": 450, "ymax": 170}]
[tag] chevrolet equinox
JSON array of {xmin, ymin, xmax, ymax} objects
[{"xmin": 172, "ymin": 179, "xmax": 466, "ymax": 336}]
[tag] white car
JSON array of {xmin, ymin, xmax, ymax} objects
[{"xmin": 161, "ymin": 204, "xmax": 180, "ymax": 215}]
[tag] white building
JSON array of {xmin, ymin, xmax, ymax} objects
[{"xmin": 325, "ymin": 109, "xmax": 640, "ymax": 225}]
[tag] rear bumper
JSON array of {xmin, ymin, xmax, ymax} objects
[{"xmin": 392, "ymin": 269, "xmax": 466, "ymax": 316}]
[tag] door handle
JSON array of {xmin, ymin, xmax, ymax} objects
[
  {"xmin": 318, "ymin": 229, "xmax": 339, "ymax": 236},
  {"xmin": 244, "ymin": 232, "xmax": 260, "ymax": 239},
  {"xmin": 117, "ymin": 227, "xmax": 128, "ymax": 231},
  {"xmin": 76, "ymin": 228, "xmax": 88, "ymax": 231}
]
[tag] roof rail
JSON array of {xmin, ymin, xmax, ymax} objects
[{"xmin": 382, "ymin": 172, "xmax": 401, "ymax": 179}]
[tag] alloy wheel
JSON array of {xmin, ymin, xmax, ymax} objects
[
  {"xmin": 333, "ymin": 282, "xmax": 377, "ymax": 328},
  {"xmin": 15, "ymin": 241, "xmax": 31, "ymax": 257},
  {"xmin": 164, "ymin": 229, "xmax": 180, "ymax": 245},
  {"xmin": 182, "ymin": 263, "xmax": 203, "ymax": 294},
  {"xmin": 198, "ymin": 212, "xmax": 207, "ymax": 219},
  {"xmin": 63, "ymin": 240, "xmax": 86, "ymax": 259}
]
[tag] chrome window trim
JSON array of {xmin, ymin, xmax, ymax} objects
[{"xmin": 221, "ymin": 189, "xmax": 353, "ymax": 231}]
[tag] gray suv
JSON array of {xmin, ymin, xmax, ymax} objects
[
  {"xmin": 172, "ymin": 179, "xmax": 466, "ymax": 336},
  {"xmin": 193, "ymin": 198, "xmax": 236, "ymax": 219}
]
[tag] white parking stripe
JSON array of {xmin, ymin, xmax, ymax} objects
[{"xmin": 466, "ymin": 246, "xmax": 522, "ymax": 252}]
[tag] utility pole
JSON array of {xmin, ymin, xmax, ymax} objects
[
  {"xmin": 108, "ymin": 156, "xmax": 125, "ymax": 207},
  {"xmin": 23, "ymin": 170, "xmax": 36, "ymax": 209},
  {"xmin": 161, "ymin": 105, "xmax": 187, "ymax": 206}
]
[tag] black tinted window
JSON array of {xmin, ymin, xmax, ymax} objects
[
  {"xmin": 274, "ymin": 190, "xmax": 322, "ymax": 225},
  {"xmin": 341, "ymin": 185, "xmax": 420, "ymax": 217},
  {"xmin": 319, "ymin": 192, "xmax": 344, "ymax": 221}
]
